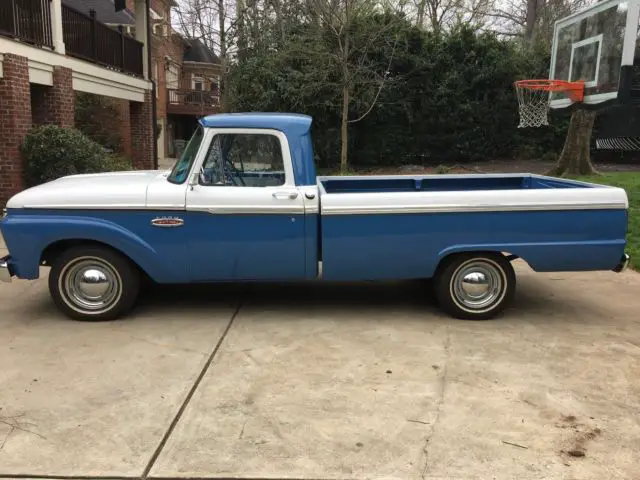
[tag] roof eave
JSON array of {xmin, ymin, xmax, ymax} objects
[{"xmin": 182, "ymin": 60, "xmax": 223, "ymax": 69}]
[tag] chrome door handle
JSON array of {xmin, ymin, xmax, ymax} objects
[{"xmin": 273, "ymin": 191, "xmax": 299, "ymax": 200}]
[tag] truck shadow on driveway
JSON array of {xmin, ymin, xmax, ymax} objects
[
  {"xmin": 131, "ymin": 274, "xmax": 611, "ymax": 325},
  {"xmin": 136, "ymin": 279, "xmax": 439, "ymax": 314}
]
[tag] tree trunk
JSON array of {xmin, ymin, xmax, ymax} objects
[
  {"xmin": 416, "ymin": 0, "xmax": 426, "ymax": 28},
  {"xmin": 546, "ymin": 108, "xmax": 598, "ymax": 177},
  {"xmin": 340, "ymin": 84, "xmax": 349, "ymax": 174},
  {"xmin": 524, "ymin": 0, "xmax": 540, "ymax": 44},
  {"xmin": 339, "ymin": 15, "xmax": 350, "ymax": 174},
  {"xmin": 218, "ymin": 0, "xmax": 229, "ymax": 112}
]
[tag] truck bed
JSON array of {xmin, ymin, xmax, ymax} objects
[
  {"xmin": 319, "ymin": 173, "xmax": 600, "ymax": 193},
  {"xmin": 315, "ymin": 173, "xmax": 629, "ymax": 281}
]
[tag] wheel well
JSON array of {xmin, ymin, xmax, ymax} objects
[
  {"xmin": 40, "ymin": 239, "xmax": 150, "ymax": 280},
  {"xmin": 435, "ymin": 250, "xmax": 520, "ymax": 276}
]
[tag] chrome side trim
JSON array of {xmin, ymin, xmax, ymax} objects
[
  {"xmin": 1, "ymin": 256, "xmax": 13, "ymax": 283},
  {"xmin": 321, "ymin": 201, "xmax": 628, "ymax": 216},
  {"xmin": 21, "ymin": 205, "xmax": 185, "ymax": 211},
  {"xmin": 304, "ymin": 205, "xmax": 320, "ymax": 214},
  {"xmin": 23, "ymin": 204, "xmax": 144, "ymax": 210},
  {"xmin": 190, "ymin": 206, "xmax": 305, "ymax": 215}
]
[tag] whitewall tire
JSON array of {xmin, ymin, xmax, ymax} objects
[
  {"xmin": 435, "ymin": 253, "xmax": 515, "ymax": 320},
  {"xmin": 49, "ymin": 246, "xmax": 140, "ymax": 321}
]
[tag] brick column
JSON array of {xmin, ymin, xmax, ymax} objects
[
  {"xmin": 0, "ymin": 54, "xmax": 31, "ymax": 207},
  {"xmin": 30, "ymin": 66, "xmax": 74, "ymax": 128},
  {"xmin": 130, "ymin": 91, "xmax": 155, "ymax": 170},
  {"xmin": 50, "ymin": 67, "xmax": 74, "ymax": 127},
  {"xmin": 117, "ymin": 100, "xmax": 133, "ymax": 159}
]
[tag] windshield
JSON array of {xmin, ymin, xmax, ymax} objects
[{"xmin": 167, "ymin": 125, "xmax": 205, "ymax": 184}]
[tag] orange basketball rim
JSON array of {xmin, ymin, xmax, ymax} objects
[{"xmin": 514, "ymin": 79, "xmax": 585, "ymax": 102}]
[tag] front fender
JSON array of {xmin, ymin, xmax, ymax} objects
[{"xmin": 2, "ymin": 212, "xmax": 187, "ymax": 282}]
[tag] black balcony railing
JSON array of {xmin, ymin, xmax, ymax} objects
[
  {"xmin": 0, "ymin": 0, "xmax": 53, "ymax": 48},
  {"xmin": 62, "ymin": 5, "xmax": 143, "ymax": 77},
  {"xmin": 169, "ymin": 89, "xmax": 220, "ymax": 108}
]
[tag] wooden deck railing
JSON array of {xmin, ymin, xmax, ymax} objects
[
  {"xmin": 61, "ymin": 5, "xmax": 143, "ymax": 77},
  {"xmin": 0, "ymin": 0, "xmax": 53, "ymax": 48}
]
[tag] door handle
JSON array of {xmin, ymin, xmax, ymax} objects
[{"xmin": 272, "ymin": 191, "xmax": 299, "ymax": 200}]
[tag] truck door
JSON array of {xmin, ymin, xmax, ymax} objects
[{"xmin": 184, "ymin": 128, "xmax": 307, "ymax": 281}]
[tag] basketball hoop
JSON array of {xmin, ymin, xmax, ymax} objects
[{"xmin": 514, "ymin": 79, "xmax": 585, "ymax": 128}]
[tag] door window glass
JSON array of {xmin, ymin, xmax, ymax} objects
[{"xmin": 200, "ymin": 133, "xmax": 286, "ymax": 187}]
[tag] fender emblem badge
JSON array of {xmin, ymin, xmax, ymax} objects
[{"xmin": 151, "ymin": 217, "xmax": 184, "ymax": 227}]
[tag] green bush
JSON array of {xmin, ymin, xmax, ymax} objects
[
  {"xmin": 21, "ymin": 125, "xmax": 131, "ymax": 187},
  {"xmin": 102, "ymin": 155, "xmax": 133, "ymax": 172},
  {"xmin": 74, "ymin": 92, "xmax": 122, "ymax": 152}
]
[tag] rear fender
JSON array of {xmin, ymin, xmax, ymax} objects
[{"xmin": 438, "ymin": 240, "xmax": 625, "ymax": 273}]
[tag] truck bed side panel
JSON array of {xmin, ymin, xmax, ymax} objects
[
  {"xmin": 320, "ymin": 209, "xmax": 627, "ymax": 280},
  {"xmin": 318, "ymin": 185, "xmax": 628, "ymax": 280}
]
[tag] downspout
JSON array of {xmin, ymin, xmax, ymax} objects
[{"xmin": 146, "ymin": 0, "xmax": 158, "ymax": 169}]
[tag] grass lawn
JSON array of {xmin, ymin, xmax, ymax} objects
[{"xmin": 574, "ymin": 172, "xmax": 640, "ymax": 270}]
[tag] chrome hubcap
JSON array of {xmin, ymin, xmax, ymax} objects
[
  {"xmin": 451, "ymin": 260, "xmax": 504, "ymax": 311},
  {"xmin": 61, "ymin": 258, "xmax": 121, "ymax": 313}
]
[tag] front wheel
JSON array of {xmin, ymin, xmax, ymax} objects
[
  {"xmin": 434, "ymin": 253, "xmax": 515, "ymax": 320},
  {"xmin": 48, "ymin": 246, "xmax": 140, "ymax": 321}
]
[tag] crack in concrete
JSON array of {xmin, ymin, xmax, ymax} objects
[
  {"xmin": 0, "ymin": 414, "xmax": 46, "ymax": 450},
  {"xmin": 140, "ymin": 300, "xmax": 244, "ymax": 479},
  {"xmin": 420, "ymin": 327, "xmax": 451, "ymax": 480}
]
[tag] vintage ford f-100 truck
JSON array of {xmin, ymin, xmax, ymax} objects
[{"xmin": 0, "ymin": 113, "xmax": 631, "ymax": 321}]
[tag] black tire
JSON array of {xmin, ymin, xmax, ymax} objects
[
  {"xmin": 48, "ymin": 245, "xmax": 140, "ymax": 321},
  {"xmin": 434, "ymin": 252, "xmax": 516, "ymax": 320}
]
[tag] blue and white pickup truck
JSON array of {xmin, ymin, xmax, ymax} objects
[{"xmin": 0, "ymin": 113, "xmax": 631, "ymax": 321}]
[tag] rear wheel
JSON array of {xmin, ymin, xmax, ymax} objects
[
  {"xmin": 48, "ymin": 246, "xmax": 140, "ymax": 321},
  {"xmin": 434, "ymin": 253, "xmax": 515, "ymax": 320}
]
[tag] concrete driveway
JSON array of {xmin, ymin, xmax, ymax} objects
[{"xmin": 1, "ymin": 237, "xmax": 639, "ymax": 480}]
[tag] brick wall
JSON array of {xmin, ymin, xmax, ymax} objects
[
  {"xmin": 0, "ymin": 54, "xmax": 31, "ymax": 207},
  {"xmin": 31, "ymin": 85, "xmax": 54, "ymax": 125},
  {"xmin": 130, "ymin": 91, "xmax": 155, "ymax": 170},
  {"xmin": 30, "ymin": 67, "xmax": 74, "ymax": 128}
]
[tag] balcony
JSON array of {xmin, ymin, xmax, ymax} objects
[
  {"xmin": 168, "ymin": 89, "xmax": 221, "ymax": 115},
  {"xmin": 0, "ymin": 0, "xmax": 53, "ymax": 48},
  {"xmin": 0, "ymin": 0, "xmax": 144, "ymax": 77}
]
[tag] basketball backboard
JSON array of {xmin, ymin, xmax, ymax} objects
[{"xmin": 549, "ymin": 0, "xmax": 640, "ymax": 109}]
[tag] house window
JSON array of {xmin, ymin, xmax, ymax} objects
[
  {"xmin": 192, "ymin": 75, "xmax": 205, "ymax": 91},
  {"xmin": 166, "ymin": 61, "xmax": 179, "ymax": 90}
]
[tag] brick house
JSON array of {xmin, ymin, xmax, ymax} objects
[
  {"xmin": 0, "ymin": 0, "xmax": 155, "ymax": 206},
  {"xmin": 65, "ymin": 0, "xmax": 223, "ymax": 160}
]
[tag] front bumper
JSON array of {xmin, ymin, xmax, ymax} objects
[
  {"xmin": 612, "ymin": 253, "xmax": 630, "ymax": 273},
  {"xmin": 0, "ymin": 256, "xmax": 12, "ymax": 283}
]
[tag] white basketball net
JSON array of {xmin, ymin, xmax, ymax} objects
[{"xmin": 515, "ymin": 86, "xmax": 551, "ymax": 128}]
